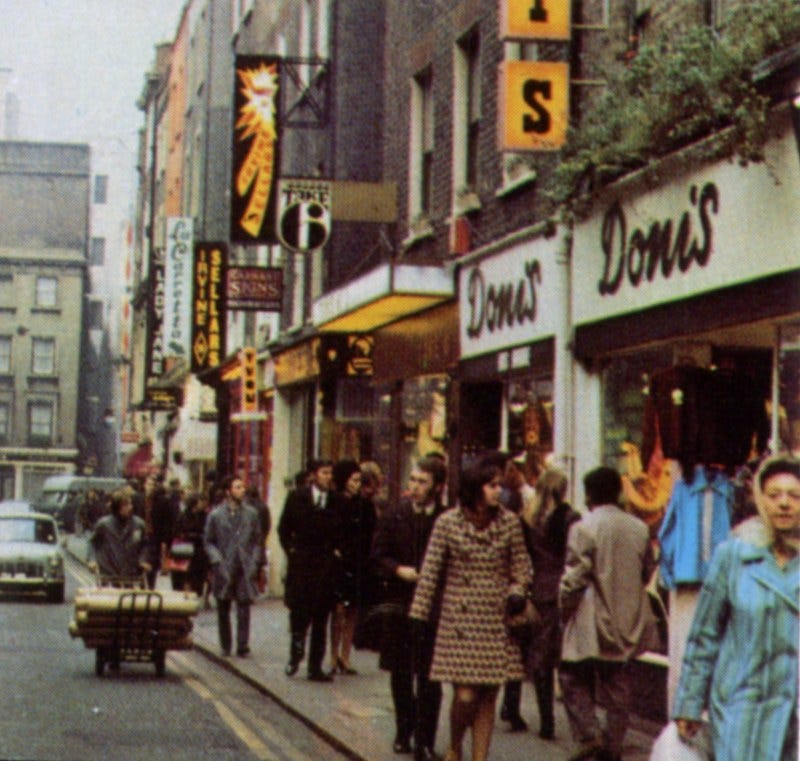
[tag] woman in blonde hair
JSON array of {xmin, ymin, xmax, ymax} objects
[
  {"xmin": 522, "ymin": 467, "xmax": 580, "ymax": 740},
  {"xmin": 672, "ymin": 454, "xmax": 799, "ymax": 761}
]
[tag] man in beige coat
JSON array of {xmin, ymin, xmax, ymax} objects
[{"xmin": 558, "ymin": 466, "xmax": 656, "ymax": 761}]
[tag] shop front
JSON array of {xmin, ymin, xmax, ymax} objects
[
  {"xmin": 371, "ymin": 301, "xmax": 460, "ymax": 505},
  {"xmin": 570, "ymin": 106, "xmax": 800, "ymax": 718},
  {"xmin": 457, "ymin": 223, "xmax": 572, "ymax": 487}
]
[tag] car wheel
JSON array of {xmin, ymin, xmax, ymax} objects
[{"xmin": 46, "ymin": 582, "xmax": 65, "ymax": 603}]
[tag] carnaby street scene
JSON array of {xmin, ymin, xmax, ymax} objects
[{"xmin": 0, "ymin": 1, "xmax": 797, "ymax": 760}]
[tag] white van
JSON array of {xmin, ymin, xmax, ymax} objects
[{"xmin": 32, "ymin": 475, "xmax": 129, "ymax": 533}]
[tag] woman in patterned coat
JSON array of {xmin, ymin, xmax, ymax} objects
[{"xmin": 409, "ymin": 458, "xmax": 533, "ymax": 761}]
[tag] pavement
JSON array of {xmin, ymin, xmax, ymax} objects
[{"xmin": 64, "ymin": 534, "xmax": 660, "ymax": 761}]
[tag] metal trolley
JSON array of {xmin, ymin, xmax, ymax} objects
[{"xmin": 94, "ymin": 584, "xmax": 167, "ymax": 677}]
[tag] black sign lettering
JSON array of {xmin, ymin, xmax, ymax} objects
[
  {"xmin": 466, "ymin": 259, "xmax": 542, "ymax": 339},
  {"xmin": 529, "ymin": 0, "xmax": 547, "ymax": 22},
  {"xmin": 522, "ymin": 79, "xmax": 552, "ymax": 135},
  {"xmin": 598, "ymin": 183, "xmax": 719, "ymax": 295}
]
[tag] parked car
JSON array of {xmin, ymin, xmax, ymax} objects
[
  {"xmin": 0, "ymin": 512, "xmax": 65, "ymax": 603},
  {"xmin": 0, "ymin": 500, "xmax": 33, "ymax": 514},
  {"xmin": 32, "ymin": 475, "xmax": 128, "ymax": 532}
]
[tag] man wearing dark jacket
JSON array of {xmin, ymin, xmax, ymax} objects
[
  {"xmin": 371, "ymin": 455, "xmax": 447, "ymax": 761},
  {"xmin": 278, "ymin": 458, "xmax": 339, "ymax": 681}
]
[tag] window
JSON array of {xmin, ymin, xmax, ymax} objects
[
  {"xmin": 35, "ymin": 276, "xmax": 57, "ymax": 308},
  {"xmin": 410, "ymin": 68, "xmax": 435, "ymax": 218},
  {"xmin": 453, "ymin": 28, "xmax": 481, "ymax": 203},
  {"xmin": 0, "ymin": 337, "xmax": 10, "ymax": 374},
  {"xmin": 31, "ymin": 338, "xmax": 55, "ymax": 375},
  {"xmin": 29, "ymin": 401, "xmax": 53, "ymax": 443},
  {"xmin": 89, "ymin": 237, "xmax": 105, "ymax": 266},
  {"xmin": 0, "ymin": 403, "xmax": 9, "ymax": 441},
  {"xmin": 93, "ymin": 175, "xmax": 108, "ymax": 204},
  {"xmin": 86, "ymin": 300, "xmax": 103, "ymax": 330}
]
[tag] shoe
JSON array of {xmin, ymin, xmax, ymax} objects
[
  {"xmin": 499, "ymin": 704, "xmax": 510, "ymax": 721},
  {"xmin": 567, "ymin": 738, "xmax": 605, "ymax": 761},
  {"xmin": 221, "ymin": 647, "xmax": 231, "ymax": 657},
  {"xmin": 414, "ymin": 746, "xmax": 441, "ymax": 761},
  {"xmin": 507, "ymin": 715, "xmax": 528, "ymax": 732},
  {"xmin": 284, "ymin": 661, "xmax": 299, "ymax": 676},
  {"xmin": 392, "ymin": 739, "xmax": 412, "ymax": 754},
  {"xmin": 336, "ymin": 658, "xmax": 357, "ymax": 675},
  {"xmin": 237, "ymin": 646, "xmax": 250, "ymax": 657},
  {"xmin": 308, "ymin": 671, "xmax": 333, "ymax": 682},
  {"xmin": 539, "ymin": 726, "xmax": 555, "ymax": 740}
]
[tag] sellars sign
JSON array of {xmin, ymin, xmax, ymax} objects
[
  {"xmin": 227, "ymin": 266, "xmax": 282, "ymax": 311},
  {"xmin": 192, "ymin": 242, "xmax": 227, "ymax": 373},
  {"xmin": 499, "ymin": 61, "xmax": 569, "ymax": 151},
  {"xmin": 231, "ymin": 55, "xmax": 281, "ymax": 244},
  {"xmin": 500, "ymin": 0, "xmax": 571, "ymax": 41}
]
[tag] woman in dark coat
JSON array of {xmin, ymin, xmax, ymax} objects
[
  {"xmin": 521, "ymin": 466, "xmax": 580, "ymax": 740},
  {"xmin": 173, "ymin": 492, "xmax": 210, "ymax": 596},
  {"xmin": 329, "ymin": 459, "xmax": 376, "ymax": 674}
]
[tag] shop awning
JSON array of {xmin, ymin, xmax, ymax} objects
[{"xmin": 312, "ymin": 263, "xmax": 454, "ymax": 333}]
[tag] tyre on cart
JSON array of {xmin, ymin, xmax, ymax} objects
[
  {"xmin": 153, "ymin": 648, "xmax": 166, "ymax": 677},
  {"xmin": 95, "ymin": 647, "xmax": 106, "ymax": 676}
]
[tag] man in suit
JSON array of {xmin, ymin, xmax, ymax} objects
[
  {"xmin": 278, "ymin": 458, "xmax": 339, "ymax": 681},
  {"xmin": 371, "ymin": 455, "xmax": 447, "ymax": 761},
  {"xmin": 204, "ymin": 475, "xmax": 264, "ymax": 657}
]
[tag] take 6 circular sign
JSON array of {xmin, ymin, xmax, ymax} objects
[{"xmin": 277, "ymin": 178, "xmax": 332, "ymax": 252}]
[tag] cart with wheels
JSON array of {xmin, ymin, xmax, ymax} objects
[{"xmin": 69, "ymin": 577, "xmax": 199, "ymax": 677}]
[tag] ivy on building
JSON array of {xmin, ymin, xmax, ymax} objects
[{"xmin": 547, "ymin": 0, "xmax": 800, "ymax": 209}]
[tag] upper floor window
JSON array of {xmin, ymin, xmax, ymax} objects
[
  {"xmin": 31, "ymin": 338, "xmax": 55, "ymax": 376},
  {"xmin": 35, "ymin": 277, "xmax": 57, "ymax": 308},
  {"xmin": 410, "ymin": 68, "xmax": 435, "ymax": 218},
  {"xmin": 93, "ymin": 175, "xmax": 108, "ymax": 204},
  {"xmin": 0, "ymin": 402, "xmax": 9, "ymax": 441},
  {"xmin": 90, "ymin": 237, "xmax": 105, "ymax": 266},
  {"xmin": 0, "ymin": 336, "xmax": 11, "ymax": 374},
  {"xmin": 29, "ymin": 401, "xmax": 53, "ymax": 443},
  {"xmin": 453, "ymin": 28, "xmax": 482, "ymax": 201}
]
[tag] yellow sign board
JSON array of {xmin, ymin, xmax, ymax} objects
[
  {"xmin": 500, "ymin": 0, "xmax": 571, "ymax": 40},
  {"xmin": 499, "ymin": 61, "xmax": 569, "ymax": 152}
]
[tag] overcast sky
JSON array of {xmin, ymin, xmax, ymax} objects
[{"xmin": 0, "ymin": 0, "xmax": 185, "ymax": 149}]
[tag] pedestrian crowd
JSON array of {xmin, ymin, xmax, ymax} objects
[{"xmin": 81, "ymin": 449, "xmax": 800, "ymax": 761}]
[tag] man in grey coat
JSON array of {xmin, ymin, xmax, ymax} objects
[
  {"xmin": 204, "ymin": 475, "xmax": 264, "ymax": 657},
  {"xmin": 558, "ymin": 466, "xmax": 656, "ymax": 761}
]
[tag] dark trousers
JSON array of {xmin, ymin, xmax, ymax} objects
[
  {"xmin": 559, "ymin": 659, "xmax": 631, "ymax": 757},
  {"xmin": 216, "ymin": 598, "xmax": 251, "ymax": 653},
  {"xmin": 289, "ymin": 605, "xmax": 330, "ymax": 675},
  {"xmin": 390, "ymin": 667, "xmax": 442, "ymax": 750}
]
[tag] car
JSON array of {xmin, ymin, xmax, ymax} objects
[
  {"xmin": 0, "ymin": 500, "xmax": 33, "ymax": 515},
  {"xmin": 0, "ymin": 512, "xmax": 65, "ymax": 603}
]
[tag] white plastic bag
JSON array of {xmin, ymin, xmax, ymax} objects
[{"xmin": 649, "ymin": 722, "xmax": 713, "ymax": 761}]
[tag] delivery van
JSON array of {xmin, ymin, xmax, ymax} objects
[{"xmin": 32, "ymin": 475, "xmax": 129, "ymax": 532}]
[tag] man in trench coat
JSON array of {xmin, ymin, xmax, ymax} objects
[{"xmin": 204, "ymin": 475, "xmax": 264, "ymax": 657}]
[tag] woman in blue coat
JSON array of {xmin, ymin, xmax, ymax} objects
[{"xmin": 672, "ymin": 454, "xmax": 800, "ymax": 761}]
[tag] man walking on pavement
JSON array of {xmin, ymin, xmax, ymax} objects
[
  {"xmin": 371, "ymin": 455, "xmax": 447, "ymax": 761},
  {"xmin": 278, "ymin": 458, "xmax": 340, "ymax": 681},
  {"xmin": 558, "ymin": 466, "xmax": 656, "ymax": 761},
  {"xmin": 204, "ymin": 474, "xmax": 264, "ymax": 657}
]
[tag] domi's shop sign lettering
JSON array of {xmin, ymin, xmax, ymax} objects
[{"xmin": 598, "ymin": 182, "xmax": 719, "ymax": 295}]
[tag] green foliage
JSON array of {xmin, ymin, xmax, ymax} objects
[{"xmin": 547, "ymin": 0, "xmax": 800, "ymax": 208}]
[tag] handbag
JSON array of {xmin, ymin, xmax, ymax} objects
[
  {"xmin": 169, "ymin": 540, "xmax": 195, "ymax": 559},
  {"xmin": 649, "ymin": 722, "xmax": 713, "ymax": 761},
  {"xmin": 504, "ymin": 594, "xmax": 541, "ymax": 643}
]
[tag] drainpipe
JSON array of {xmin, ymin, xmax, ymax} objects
[{"xmin": 553, "ymin": 219, "xmax": 574, "ymax": 497}]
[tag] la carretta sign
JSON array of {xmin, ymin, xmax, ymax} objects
[
  {"xmin": 459, "ymin": 233, "xmax": 564, "ymax": 359},
  {"xmin": 572, "ymin": 124, "xmax": 800, "ymax": 326}
]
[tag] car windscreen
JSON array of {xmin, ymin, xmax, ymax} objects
[{"xmin": 0, "ymin": 518, "xmax": 57, "ymax": 544}]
